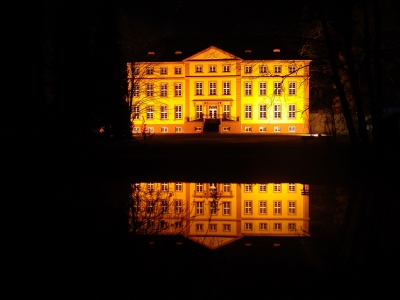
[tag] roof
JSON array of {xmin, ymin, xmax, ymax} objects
[{"xmin": 135, "ymin": 36, "xmax": 308, "ymax": 62}]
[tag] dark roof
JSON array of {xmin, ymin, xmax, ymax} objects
[{"xmin": 136, "ymin": 36, "xmax": 307, "ymax": 62}]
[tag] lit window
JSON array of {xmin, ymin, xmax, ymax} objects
[
  {"xmin": 196, "ymin": 202, "xmax": 204, "ymax": 215},
  {"xmin": 245, "ymin": 105, "xmax": 252, "ymax": 119},
  {"xmin": 175, "ymin": 67, "xmax": 182, "ymax": 74},
  {"xmin": 244, "ymin": 184, "xmax": 252, "ymax": 192},
  {"xmin": 245, "ymin": 223, "xmax": 253, "ymax": 230},
  {"xmin": 175, "ymin": 105, "xmax": 182, "ymax": 119},
  {"xmin": 245, "ymin": 82, "xmax": 252, "ymax": 96},
  {"xmin": 274, "ymin": 66, "xmax": 281, "ymax": 73},
  {"xmin": 175, "ymin": 83, "xmax": 182, "ymax": 96},
  {"xmin": 274, "ymin": 201, "xmax": 281, "ymax": 215},
  {"xmin": 259, "ymin": 201, "xmax": 267, "ymax": 214},
  {"xmin": 245, "ymin": 201, "xmax": 252, "ymax": 214},
  {"xmin": 161, "ymin": 67, "xmax": 168, "ymax": 75},
  {"xmin": 245, "ymin": 66, "xmax": 252, "ymax": 73},
  {"xmin": 288, "ymin": 126, "xmax": 296, "ymax": 132},
  {"xmin": 259, "ymin": 104, "xmax": 266, "ymax": 119},
  {"xmin": 288, "ymin": 201, "xmax": 296, "ymax": 215},
  {"xmin": 160, "ymin": 105, "xmax": 168, "ymax": 120},
  {"xmin": 209, "ymin": 82, "xmax": 216, "ymax": 95},
  {"xmin": 260, "ymin": 65, "xmax": 267, "ymax": 73},
  {"xmin": 273, "ymin": 184, "xmax": 281, "ymax": 192},
  {"xmin": 223, "ymin": 65, "xmax": 230, "ymax": 72},
  {"xmin": 289, "ymin": 82, "xmax": 296, "ymax": 95},
  {"xmin": 274, "ymin": 223, "xmax": 282, "ymax": 230},
  {"xmin": 146, "ymin": 67, "xmax": 154, "ymax": 75},
  {"xmin": 289, "ymin": 104, "xmax": 296, "ymax": 119},
  {"xmin": 195, "ymin": 82, "xmax": 203, "ymax": 95},
  {"xmin": 259, "ymin": 82, "xmax": 266, "ymax": 96},
  {"xmin": 274, "ymin": 82, "xmax": 281, "ymax": 95},
  {"xmin": 223, "ymin": 202, "xmax": 231, "ymax": 215},
  {"xmin": 146, "ymin": 106, "xmax": 154, "ymax": 119},
  {"xmin": 132, "ymin": 106, "xmax": 139, "ymax": 120},
  {"xmin": 146, "ymin": 84, "xmax": 153, "ymax": 96},
  {"xmin": 209, "ymin": 65, "xmax": 216, "ymax": 72},
  {"xmin": 260, "ymin": 223, "xmax": 267, "ymax": 230},
  {"xmin": 223, "ymin": 82, "xmax": 230, "ymax": 95},
  {"xmin": 175, "ymin": 200, "xmax": 183, "ymax": 213},
  {"xmin": 175, "ymin": 182, "xmax": 183, "ymax": 192},
  {"xmin": 274, "ymin": 104, "xmax": 281, "ymax": 119},
  {"xmin": 161, "ymin": 83, "xmax": 168, "ymax": 97},
  {"xmin": 196, "ymin": 183, "xmax": 203, "ymax": 192}
]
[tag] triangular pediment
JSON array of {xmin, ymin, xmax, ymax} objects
[
  {"xmin": 184, "ymin": 46, "xmax": 240, "ymax": 61},
  {"xmin": 188, "ymin": 236, "xmax": 242, "ymax": 249}
]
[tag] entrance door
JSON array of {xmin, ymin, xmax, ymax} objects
[{"xmin": 209, "ymin": 105, "xmax": 217, "ymax": 118}]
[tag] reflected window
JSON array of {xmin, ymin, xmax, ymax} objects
[
  {"xmin": 223, "ymin": 202, "xmax": 231, "ymax": 215},
  {"xmin": 259, "ymin": 201, "xmax": 267, "ymax": 214},
  {"xmin": 274, "ymin": 201, "xmax": 281, "ymax": 215},
  {"xmin": 245, "ymin": 201, "xmax": 252, "ymax": 214}
]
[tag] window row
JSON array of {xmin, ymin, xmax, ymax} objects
[
  {"xmin": 195, "ymin": 183, "xmax": 232, "ymax": 193},
  {"xmin": 194, "ymin": 65, "xmax": 231, "ymax": 73},
  {"xmin": 244, "ymin": 82, "xmax": 296, "ymax": 96},
  {"xmin": 132, "ymin": 105, "xmax": 183, "ymax": 120},
  {"xmin": 244, "ymin": 126, "xmax": 297, "ymax": 133},
  {"xmin": 244, "ymin": 200, "xmax": 297, "ymax": 215},
  {"xmin": 194, "ymin": 223, "xmax": 297, "ymax": 232},
  {"xmin": 132, "ymin": 200, "xmax": 184, "ymax": 214},
  {"xmin": 134, "ymin": 67, "xmax": 183, "ymax": 75},
  {"xmin": 244, "ymin": 65, "xmax": 297, "ymax": 74},
  {"xmin": 132, "ymin": 83, "xmax": 183, "ymax": 97},
  {"xmin": 195, "ymin": 82, "xmax": 231, "ymax": 96},
  {"xmin": 243, "ymin": 183, "xmax": 296, "ymax": 192},
  {"xmin": 244, "ymin": 104, "xmax": 297, "ymax": 119}
]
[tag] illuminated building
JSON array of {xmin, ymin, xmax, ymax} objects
[
  {"xmin": 130, "ymin": 182, "xmax": 310, "ymax": 249},
  {"xmin": 127, "ymin": 40, "xmax": 311, "ymax": 134}
]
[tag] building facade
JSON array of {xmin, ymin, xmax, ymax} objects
[
  {"xmin": 128, "ymin": 45, "xmax": 311, "ymax": 134},
  {"xmin": 129, "ymin": 182, "xmax": 310, "ymax": 249}
]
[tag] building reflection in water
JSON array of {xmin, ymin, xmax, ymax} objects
[{"xmin": 129, "ymin": 182, "xmax": 310, "ymax": 249}]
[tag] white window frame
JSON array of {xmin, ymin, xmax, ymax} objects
[
  {"xmin": 223, "ymin": 224, "xmax": 231, "ymax": 231},
  {"xmin": 259, "ymin": 184, "xmax": 266, "ymax": 192},
  {"xmin": 132, "ymin": 105, "xmax": 140, "ymax": 120},
  {"xmin": 223, "ymin": 65, "xmax": 230, "ymax": 72},
  {"xmin": 260, "ymin": 223, "xmax": 267, "ymax": 230},
  {"xmin": 259, "ymin": 82, "xmax": 266, "ymax": 96},
  {"xmin": 175, "ymin": 67, "xmax": 182, "ymax": 74},
  {"xmin": 196, "ymin": 224, "xmax": 203, "ymax": 231},
  {"xmin": 161, "ymin": 105, "xmax": 168, "ymax": 120},
  {"xmin": 289, "ymin": 65, "xmax": 296, "ymax": 73},
  {"xmin": 209, "ymin": 82, "xmax": 216, "ymax": 95},
  {"xmin": 273, "ymin": 183, "xmax": 281, "ymax": 192},
  {"xmin": 175, "ymin": 200, "xmax": 183, "ymax": 213},
  {"xmin": 245, "ymin": 66, "xmax": 252, "ymax": 73},
  {"xmin": 245, "ymin": 127, "xmax": 252, "ymax": 132},
  {"xmin": 161, "ymin": 83, "xmax": 168, "ymax": 97},
  {"xmin": 244, "ymin": 82, "xmax": 252, "ymax": 96},
  {"xmin": 244, "ymin": 223, "xmax": 253, "ymax": 230},
  {"xmin": 223, "ymin": 82, "xmax": 230, "ymax": 95},
  {"xmin": 196, "ymin": 183, "xmax": 203, "ymax": 192},
  {"xmin": 196, "ymin": 202, "xmax": 204, "ymax": 215},
  {"xmin": 289, "ymin": 104, "xmax": 296, "ymax": 119},
  {"xmin": 146, "ymin": 67, "xmax": 154, "ymax": 75},
  {"xmin": 259, "ymin": 126, "xmax": 266, "ymax": 132},
  {"xmin": 245, "ymin": 201, "xmax": 252, "ymax": 214},
  {"xmin": 288, "ymin": 126, "xmax": 296, "ymax": 133},
  {"xmin": 175, "ymin": 127, "xmax": 182, "ymax": 133},
  {"xmin": 244, "ymin": 184, "xmax": 252, "ymax": 192},
  {"xmin": 245, "ymin": 104, "xmax": 252, "ymax": 119},
  {"xmin": 289, "ymin": 82, "xmax": 296, "ymax": 95},
  {"xmin": 147, "ymin": 183, "xmax": 154, "ymax": 191},
  {"xmin": 288, "ymin": 183, "xmax": 296, "ymax": 192},
  {"xmin": 146, "ymin": 106, "xmax": 154, "ymax": 120},
  {"xmin": 161, "ymin": 127, "xmax": 168, "ymax": 133},
  {"xmin": 160, "ymin": 67, "xmax": 168, "ymax": 75},
  {"xmin": 274, "ymin": 65, "xmax": 281, "ymax": 73},
  {"xmin": 259, "ymin": 201, "xmax": 267, "ymax": 214},
  {"xmin": 175, "ymin": 83, "xmax": 182, "ymax": 96},
  {"xmin": 223, "ymin": 183, "xmax": 230, "ymax": 193},
  {"xmin": 196, "ymin": 105, "xmax": 203, "ymax": 119},
  {"xmin": 274, "ymin": 82, "xmax": 281, "ymax": 95},
  {"xmin": 274, "ymin": 223, "xmax": 282, "ymax": 231},
  {"xmin": 175, "ymin": 105, "xmax": 182, "ymax": 119},
  {"xmin": 259, "ymin": 65, "xmax": 267, "ymax": 73},
  {"xmin": 209, "ymin": 224, "xmax": 217, "ymax": 231},
  {"xmin": 273, "ymin": 201, "xmax": 281, "ymax": 215},
  {"xmin": 175, "ymin": 182, "xmax": 182, "ymax": 192},
  {"xmin": 223, "ymin": 104, "xmax": 230, "ymax": 119},
  {"xmin": 289, "ymin": 223, "xmax": 296, "ymax": 231},
  {"xmin": 161, "ymin": 182, "xmax": 168, "ymax": 191},
  {"xmin": 223, "ymin": 202, "xmax": 231, "ymax": 215},
  {"xmin": 195, "ymin": 65, "xmax": 203, "ymax": 72},
  {"xmin": 133, "ymin": 83, "xmax": 139, "ymax": 97},
  {"xmin": 259, "ymin": 104, "xmax": 266, "ymax": 119},
  {"xmin": 223, "ymin": 127, "xmax": 230, "ymax": 131},
  {"xmin": 209, "ymin": 65, "xmax": 216, "ymax": 72},
  {"xmin": 195, "ymin": 82, "xmax": 203, "ymax": 95},
  {"xmin": 288, "ymin": 201, "xmax": 296, "ymax": 215},
  {"xmin": 274, "ymin": 126, "xmax": 281, "ymax": 133},
  {"xmin": 210, "ymin": 201, "xmax": 218, "ymax": 215},
  {"xmin": 274, "ymin": 104, "xmax": 281, "ymax": 119},
  {"xmin": 146, "ymin": 84, "xmax": 153, "ymax": 97}
]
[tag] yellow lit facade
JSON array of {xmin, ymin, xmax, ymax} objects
[
  {"xmin": 128, "ymin": 45, "xmax": 311, "ymax": 134},
  {"xmin": 130, "ymin": 182, "xmax": 310, "ymax": 249}
]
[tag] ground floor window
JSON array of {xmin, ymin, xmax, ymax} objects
[
  {"xmin": 161, "ymin": 127, "xmax": 168, "ymax": 133},
  {"xmin": 209, "ymin": 224, "xmax": 217, "ymax": 231},
  {"xmin": 223, "ymin": 224, "xmax": 231, "ymax": 231},
  {"xmin": 223, "ymin": 127, "xmax": 230, "ymax": 131},
  {"xmin": 244, "ymin": 223, "xmax": 253, "ymax": 230},
  {"xmin": 196, "ymin": 224, "xmax": 203, "ymax": 231},
  {"xmin": 259, "ymin": 126, "xmax": 266, "ymax": 132},
  {"xmin": 288, "ymin": 223, "xmax": 296, "ymax": 231},
  {"xmin": 245, "ymin": 127, "xmax": 252, "ymax": 132},
  {"xmin": 175, "ymin": 127, "xmax": 182, "ymax": 133},
  {"xmin": 274, "ymin": 223, "xmax": 282, "ymax": 230},
  {"xmin": 148, "ymin": 127, "xmax": 154, "ymax": 133},
  {"xmin": 259, "ymin": 223, "xmax": 267, "ymax": 230},
  {"xmin": 133, "ymin": 127, "xmax": 140, "ymax": 133},
  {"xmin": 288, "ymin": 126, "xmax": 296, "ymax": 132},
  {"xmin": 195, "ymin": 127, "xmax": 202, "ymax": 132},
  {"xmin": 274, "ymin": 126, "xmax": 281, "ymax": 132}
]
